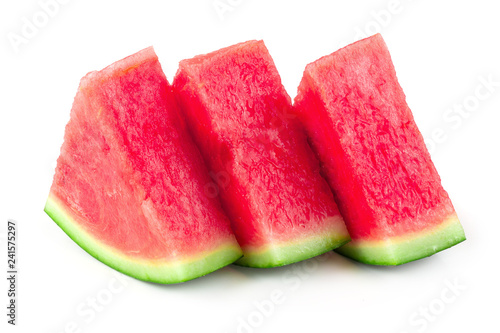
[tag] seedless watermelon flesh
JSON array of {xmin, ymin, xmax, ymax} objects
[
  {"xmin": 173, "ymin": 40, "xmax": 350, "ymax": 267},
  {"xmin": 293, "ymin": 34, "xmax": 465, "ymax": 265},
  {"xmin": 45, "ymin": 47, "xmax": 242, "ymax": 283}
]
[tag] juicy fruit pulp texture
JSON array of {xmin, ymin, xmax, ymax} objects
[
  {"xmin": 293, "ymin": 34, "xmax": 465, "ymax": 265},
  {"xmin": 45, "ymin": 47, "xmax": 242, "ymax": 283},
  {"xmin": 173, "ymin": 40, "xmax": 350, "ymax": 267}
]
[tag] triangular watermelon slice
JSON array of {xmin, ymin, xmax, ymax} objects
[
  {"xmin": 45, "ymin": 47, "xmax": 242, "ymax": 283},
  {"xmin": 173, "ymin": 40, "xmax": 350, "ymax": 267},
  {"xmin": 293, "ymin": 34, "xmax": 466, "ymax": 265}
]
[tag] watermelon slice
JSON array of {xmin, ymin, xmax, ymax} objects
[
  {"xmin": 173, "ymin": 40, "xmax": 350, "ymax": 268},
  {"xmin": 293, "ymin": 34, "xmax": 466, "ymax": 265},
  {"xmin": 45, "ymin": 47, "xmax": 242, "ymax": 283}
]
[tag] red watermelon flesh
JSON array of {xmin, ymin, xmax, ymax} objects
[
  {"xmin": 173, "ymin": 40, "xmax": 350, "ymax": 267},
  {"xmin": 293, "ymin": 34, "xmax": 465, "ymax": 265},
  {"xmin": 45, "ymin": 47, "xmax": 242, "ymax": 283}
]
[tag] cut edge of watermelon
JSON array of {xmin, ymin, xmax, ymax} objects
[
  {"xmin": 335, "ymin": 213, "xmax": 465, "ymax": 265},
  {"xmin": 44, "ymin": 192, "xmax": 243, "ymax": 284},
  {"xmin": 235, "ymin": 216, "xmax": 350, "ymax": 268}
]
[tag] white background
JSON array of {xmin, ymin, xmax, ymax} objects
[{"xmin": 1, "ymin": 1, "xmax": 499, "ymax": 332}]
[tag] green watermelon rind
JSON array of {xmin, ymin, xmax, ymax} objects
[
  {"xmin": 335, "ymin": 213, "xmax": 466, "ymax": 265},
  {"xmin": 235, "ymin": 217, "xmax": 351, "ymax": 268},
  {"xmin": 45, "ymin": 193, "xmax": 243, "ymax": 284}
]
